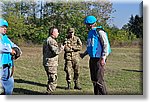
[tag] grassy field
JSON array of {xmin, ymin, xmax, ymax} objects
[{"xmin": 12, "ymin": 46, "xmax": 143, "ymax": 95}]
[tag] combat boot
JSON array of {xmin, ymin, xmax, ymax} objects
[
  {"xmin": 66, "ymin": 82, "xmax": 71, "ymax": 90},
  {"xmin": 74, "ymin": 81, "xmax": 82, "ymax": 90}
]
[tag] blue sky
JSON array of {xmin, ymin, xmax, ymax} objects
[
  {"xmin": 0, "ymin": 0, "xmax": 143, "ymax": 29},
  {"xmin": 109, "ymin": 0, "xmax": 142, "ymax": 29}
]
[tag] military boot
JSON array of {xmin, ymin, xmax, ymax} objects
[
  {"xmin": 65, "ymin": 82, "xmax": 71, "ymax": 90},
  {"xmin": 74, "ymin": 81, "xmax": 82, "ymax": 90}
]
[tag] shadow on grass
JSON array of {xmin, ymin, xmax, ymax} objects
[
  {"xmin": 122, "ymin": 69, "xmax": 143, "ymax": 72},
  {"xmin": 56, "ymin": 86, "xmax": 66, "ymax": 90},
  {"xmin": 14, "ymin": 79, "xmax": 47, "ymax": 95},
  {"xmin": 14, "ymin": 79, "xmax": 74, "ymax": 95},
  {"xmin": 14, "ymin": 79, "xmax": 47, "ymax": 87},
  {"xmin": 13, "ymin": 88, "xmax": 47, "ymax": 95},
  {"xmin": 15, "ymin": 79, "xmax": 67, "ymax": 90},
  {"xmin": 13, "ymin": 87, "xmax": 93, "ymax": 95}
]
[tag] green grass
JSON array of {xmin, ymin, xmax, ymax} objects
[{"xmin": 12, "ymin": 46, "xmax": 143, "ymax": 95}]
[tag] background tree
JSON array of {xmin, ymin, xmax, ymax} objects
[
  {"xmin": 125, "ymin": 15, "xmax": 143, "ymax": 39},
  {"xmin": 1, "ymin": 0, "xmax": 142, "ymax": 47}
]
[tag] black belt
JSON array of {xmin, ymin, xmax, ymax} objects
[
  {"xmin": 2, "ymin": 63, "xmax": 11, "ymax": 80},
  {"xmin": 2, "ymin": 64, "xmax": 11, "ymax": 69}
]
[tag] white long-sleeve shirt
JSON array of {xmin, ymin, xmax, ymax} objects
[{"xmin": 97, "ymin": 30, "xmax": 109, "ymax": 60}]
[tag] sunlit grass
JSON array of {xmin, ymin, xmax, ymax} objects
[{"xmin": 13, "ymin": 46, "xmax": 143, "ymax": 95}]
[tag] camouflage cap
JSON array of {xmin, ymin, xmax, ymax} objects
[{"xmin": 68, "ymin": 28, "xmax": 75, "ymax": 33}]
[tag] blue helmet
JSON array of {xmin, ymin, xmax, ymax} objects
[
  {"xmin": 0, "ymin": 18, "xmax": 8, "ymax": 27},
  {"xmin": 84, "ymin": 15, "xmax": 97, "ymax": 24}
]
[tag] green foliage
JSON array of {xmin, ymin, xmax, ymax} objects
[
  {"xmin": 1, "ymin": 1, "xmax": 142, "ymax": 46},
  {"xmin": 105, "ymin": 26, "xmax": 137, "ymax": 46},
  {"xmin": 4, "ymin": 12, "xmax": 26, "ymax": 44},
  {"xmin": 1, "ymin": 1, "xmax": 114, "ymax": 45},
  {"xmin": 122, "ymin": 15, "xmax": 143, "ymax": 39}
]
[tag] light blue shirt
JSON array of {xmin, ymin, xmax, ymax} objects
[{"xmin": 0, "ymin": 33, "xmax": 19, "ymax": 68}]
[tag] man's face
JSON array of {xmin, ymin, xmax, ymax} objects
[
  {"xmin": 0, "ymin": 26, "xmax": 7, "ymax": 34},
  {"xmin": 68, "ymin": 32, "xmax": 74, "ymax": 38},
  {"xmin": 52, "ymin": 28, "xmax": 59, "ymax": 38},
  {"xmin": 86, "ymin": 22, "xmax": 96, "ymax": 30},
  {"xmin": 86, "ymin": 24, "xmax": 92, "ymax": 30}
]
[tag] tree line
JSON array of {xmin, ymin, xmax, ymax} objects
[{"xmin": 1, "ymin": 0, "xmax": 143, "ymax": 46}]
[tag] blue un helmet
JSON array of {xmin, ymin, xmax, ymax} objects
[
  {"xmin": 0, "ymin": 18, "xmax": 8, "ymax": 27},
  {"xmin": 84, "ymin": 15, "xmax": 97, "ymax": 24}
]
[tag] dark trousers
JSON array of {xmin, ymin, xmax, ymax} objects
[{"xmin": 89, "ymin": 58, "xmax": 107, "ymax": 95}]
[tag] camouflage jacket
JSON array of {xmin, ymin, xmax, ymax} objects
[
  {"xmin": 43, "ymin": 36, "xmax": 62, "ymax": 67},
  {"xmin": 63, "ymin": 36, "xmax": 82, "ymax": 60}
]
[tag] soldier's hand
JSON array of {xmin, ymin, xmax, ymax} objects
[
  {"xmin": 67, "ymin": 44, "xmax": 72, "ymax": 49},
  {"xmin": 72, "ymin": 45, "xmax": 77, "ymax": 50},
  {"xmin": 60, "ymin": 44, "xmax": 64, "ymax": 50}
]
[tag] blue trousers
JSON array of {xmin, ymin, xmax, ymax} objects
[{"xmin": 1, "ymin": 66, "xmax": 14, "ymax": 95}]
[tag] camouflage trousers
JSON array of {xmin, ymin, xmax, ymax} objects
[
  {"xmin": 44, "ymin": 66, "xmax": 57, "ymax": 93},
  {"xmin": 64, "ymin": 59, "xmax": 80, "ymax": 83},
  {"xmin": 89, "ymin": 58, "xmax": 107, "ymax": 95}
]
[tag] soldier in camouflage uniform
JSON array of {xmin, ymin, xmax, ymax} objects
[
  {"xmin": 43, "ymin": 27, "xmax": 64, "ymax": 94},
  {"xmin": 63, "ymin": 28, "xmax": 82, "ymax": 90}
]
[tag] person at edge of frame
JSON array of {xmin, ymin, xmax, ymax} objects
[
  {"xmin": 0, "ymin": 18, "xmax": 22, "ymax": 95},
  {"xmin": 80, "ymin": 15, "xmax": 111, "ymax": 95}
]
